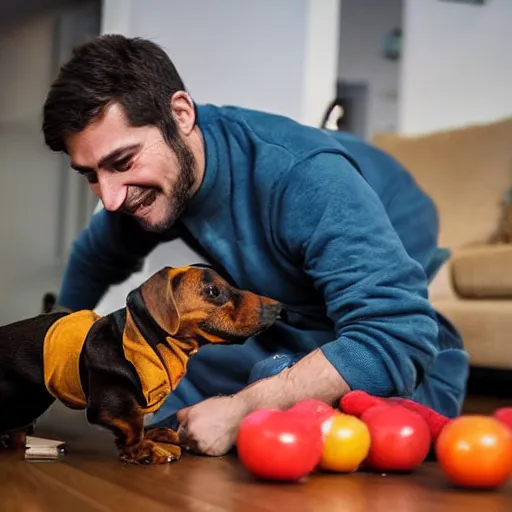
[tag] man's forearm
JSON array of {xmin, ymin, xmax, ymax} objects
[{"xmin": 235, "ymin": 348, "xmax": 350, "ymax": 413}]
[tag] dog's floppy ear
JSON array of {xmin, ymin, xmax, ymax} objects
[{"xmin": 140, "ymin": 266, "xmax": 186, "ymax": 335}]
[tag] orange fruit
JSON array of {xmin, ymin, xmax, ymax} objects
[
  {"xmin": 319, "ymin": 412, "xmax": 371, "ymax": 472},
  {"xmin": 435, "ymin": 415, "xmax": 512, "ymax": 489}
]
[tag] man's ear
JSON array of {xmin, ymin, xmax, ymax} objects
[
  {"xmin": 170, "ymin": 91, "xmax": 195, "ymax": 136},
  {"xmin": 140, "ymin": 267, "xmax": 185, "ymax": 335}
]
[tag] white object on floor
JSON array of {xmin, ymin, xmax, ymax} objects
[{"xmin": 25, "ymin": 435, "xmax": 67, "ymax": 461}]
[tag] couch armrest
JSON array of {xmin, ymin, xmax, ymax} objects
[
  {"xmin": 450, "ymin": 244, "xmax": 512, "ymax": 298},
  {"xmin": 428, "ymin": 258, "xmax": 458, "ymax": 302}
]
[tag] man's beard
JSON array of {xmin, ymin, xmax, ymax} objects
[{"xmin": 132, "ymin": 138, "xmax": 195, "ymax": 233}]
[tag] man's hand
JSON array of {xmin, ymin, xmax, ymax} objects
[
  {"xmin": 176, "ymin": 349, "xmax": 350, "ymax": 457},
  {"xmin": 176, "ymin": 394, "xmax": 251, "ymax": 457}
]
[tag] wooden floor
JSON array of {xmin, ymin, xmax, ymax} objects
[
  {"xmin": 3, "ymin": 450, "xmax": 512, "ymax": 512},
  {"xmin": 1, "ymin": 395, "xmax": 512, "ymax": 511}
]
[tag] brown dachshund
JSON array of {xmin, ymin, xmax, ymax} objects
[{"xmin": 0, "ymin": 264, "xmax": 281, "ymax": 464}]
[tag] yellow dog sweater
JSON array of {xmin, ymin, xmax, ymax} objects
[{"xmin": 43, "ymin": 289, "xmax": 195, "ymax": 413}]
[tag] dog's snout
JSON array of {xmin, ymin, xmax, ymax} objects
[{"xmin": 260, "ymin": 300, "xmax": 282, "ymax": 324}]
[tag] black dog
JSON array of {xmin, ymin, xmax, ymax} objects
[{"xmin": 0, "ymin": 265, "xmax": 280, "ymax": 464}]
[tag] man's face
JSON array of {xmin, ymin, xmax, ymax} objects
[{"xmin": 66, "ymin": 102, "xmax": 195, "ymax": 232}]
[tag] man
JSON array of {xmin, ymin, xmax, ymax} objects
[{"xmin": 42, "ymin": 34, "xmax": 469, "ymax": 456}]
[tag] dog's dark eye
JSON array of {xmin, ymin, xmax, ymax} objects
[{"xmin": 205, "ymin": 285, "xmax": 220, "ymax": 299}]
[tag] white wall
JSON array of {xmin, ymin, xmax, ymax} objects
[
  {"xmin": 399, "ymin": 0, "xmax": 512, "ymax": 135},
  {"xmin": 102, "ymin": 0, "xmax": 340, "ymax": 127},
  {"xmin": 96, "ymin": 0, "xmax": 341, "ymax": 314},
  {"xmin": 0, "ymin": 2, "xmax": 100, "ymax": 323},
  {"xmin": 338, "ymin": 0, "xmax": 403, "ymax": 138},
  {"xmin": 0, "ymin": 15, "xmax": 63, "ymax": 323},
  {"xmin": 0, "ymin": 17, "xmax": 55, "ymax": 124},
  {"xmin": 134, "ymin": 0, "xmax": 307, "ymax": 122}
]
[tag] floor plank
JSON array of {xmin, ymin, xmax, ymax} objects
[
  {"xmin": 2, "ymin": 396, "xmax": 512, "ymax": 511},
  {"xmin": 2, "ymin": 450, "xmax": 512, "ymax": 512}
]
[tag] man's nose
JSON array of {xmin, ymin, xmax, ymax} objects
[{"xmin": 95, "ymin": 172, "xmax": 127, "ymax": 212}]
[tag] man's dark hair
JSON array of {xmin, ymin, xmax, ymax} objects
[{"xmin": 42, "ymin": 34, "xmax": 188, "ymax": 153}]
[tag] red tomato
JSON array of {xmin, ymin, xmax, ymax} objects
[
  {"xmin": 361, "ymin": 404, "xmax": 431, "ymax": 472},
  {"xmin": 436, "ymin": 415, "xmax": 512, "ymax": 489},
  {"xmin": 236, "ymin": 408, "xmax": 323, "ymax": 481},
  {"xmin": 288, "ymin": 399, "xmax": 336, "ymax": 435},
  {"xmin": 494, "ymin": 407, "xmax": 512, "ymax": 431}
]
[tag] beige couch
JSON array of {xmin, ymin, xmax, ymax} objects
[{"xmin": 372, "ymin": 117, "xmax": 512, "ymax": 370}]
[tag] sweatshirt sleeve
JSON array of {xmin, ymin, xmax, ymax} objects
[
  {"xmin": 272, "ymin": 151, "xmax": 440, "ymax": 398},
  {"xmin": 57, "ymin": 209, "xmax": 174, "ymax": 311}
]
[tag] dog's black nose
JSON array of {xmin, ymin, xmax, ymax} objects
[
  {"xmin": 262, "ymin": 302, "xmax": 282, "ymax": 323},
  {"xmin": 276, "ymin": 305, "xmax": 300, "ymax": 323}
]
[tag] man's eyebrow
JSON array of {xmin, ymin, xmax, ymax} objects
[{"xmin": 70, "ymin": 143, "xmax": 141, "ymax": 173}]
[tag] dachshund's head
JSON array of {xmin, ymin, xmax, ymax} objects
[{"xmin": 139, "ymin": 265, "xmax": 281, "ymax": 344}]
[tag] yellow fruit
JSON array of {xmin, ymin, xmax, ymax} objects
[{"xmin": 319, "ymin": 412, "xmax": 371, "ymax": 472}]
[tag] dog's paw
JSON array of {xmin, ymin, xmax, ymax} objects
[
  {"xmin": 144, "ymin": 427, "xmax": 181, "ymax": 445},
  {"xmin": 0, "ymin": 430, "xmax": 27, "ymax": 450},
  {"xmin": 0, "ymin": 433, "xmax": 10, "ymax": 450},
  {"xmin": 120, "ymin": 439, "xmax": 181, "ymax": 465}
]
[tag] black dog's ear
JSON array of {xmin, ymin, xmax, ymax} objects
[{"xmin": 140, "ymin": 267, "xmax": 185, "ymax": 335}]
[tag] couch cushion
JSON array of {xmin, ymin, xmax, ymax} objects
[
  {"xmin": 372, "ymin": 117, "xmax": 512, "ymax": 249},
  {"xmin": 451, "ymin": 244, "xmax": 512, "ymax": 298},
  {"xmin": 433, "ymin": 298, "xmax": 512, "ymax": 369}
]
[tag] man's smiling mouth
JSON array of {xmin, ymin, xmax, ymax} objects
[{"xmin": 122, "ymin": 189, "xmax": 158, "ymax": 215}]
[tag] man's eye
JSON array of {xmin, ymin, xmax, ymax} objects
[
  {"xmin": 84, "ymin": 172, "xmax": 98, "ymax": 184},
  {"xmin": 113, "ymin": 158, "xmax": 131, "ymax": 172}
]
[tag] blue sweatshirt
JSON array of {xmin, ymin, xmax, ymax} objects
[{"xmin": 58, "ymin": 104, "xmax": 467, "ymax": 419}]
